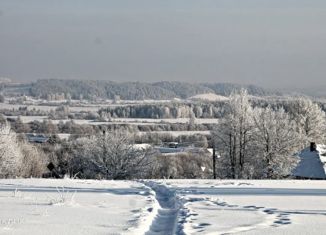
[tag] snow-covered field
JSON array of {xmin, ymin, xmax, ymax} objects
[
  {"xmin": 188, "ymin": 93, "xmax": 228, "ymax": 102},
  {"xmin": 0, "ymin": 179, "xmax": 325, "ymax": 235},
  {"xmin": 138, "ymin": 130, "xmax": 211, "ymax": 137},
  {"xmin": 165, "ymin": 180, "xmax": 326, "ymax": 235},
  {"xmin": 107, "ymin": 118, "xmax": 219, "ymax": 124}
]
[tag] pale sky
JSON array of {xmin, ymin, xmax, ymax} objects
[{"xmin": 1, "ymin": 0, "xmax": 326, "ymax": 89}]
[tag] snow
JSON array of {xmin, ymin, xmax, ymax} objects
[
  {"xmin": 133, "ymin": 144, "xmax": 152, "ymax": 150},
  {"xmin": 1, "ymin": 179, "xmax": 325, "ymax": 234},
  {"xmin": 57, "ymin": 133, "xmax": 71, "ymax": 140},
  {"xmin": 0, "ymin": 179, "xmax": 156, "ymax": 235},
  {"xmin": 293, "ymin": 146, "xmax": 326, "ymax": 179},
  {"xmin": 188, "ymin": 93, "xmax": 229, "ymax": 102},
  {"xmin": 138, "ymin": 131, "xmax": 211, "ymax": 137}
]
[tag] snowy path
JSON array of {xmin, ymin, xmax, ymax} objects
[{"xmin": 144, "ymin": 181, "xmax": 184, "ymax": 235}]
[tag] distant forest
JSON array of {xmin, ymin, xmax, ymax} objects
[{"xmin": 4, "ymin": 79, "xmax": 277, "ymax": 100}]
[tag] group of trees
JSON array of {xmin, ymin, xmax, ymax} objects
[
  {"xmin": 0, "ymin": 123, "xmax": 156, "ymax": 180},
  {"xmin": 5, "ymin": 116, "xmax": 212, "ymax": 138},
  {"xmin": 99, "ymin": 102, "xmax": 227, "ymax": 119},
  {"xmin": 213, "ymin": 90, "xmax": 326, "ymax": 179},
  {"xmin": 0, "ymin": 106, "xmax": 47, "ymax": 117},
  {"xmin": 1, "ymin": 120, "xmax": 213, "ymax": 180},
  {"xmin": 42, "ymin": 131, "xmax": 211, "ymax": 180},
  {"xmin": 38, "ymin": 131, "xmax": 156, "ymax": 180}
]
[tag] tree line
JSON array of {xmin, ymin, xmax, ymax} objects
[
  {"xmin": 99, "ymin": 102, "xmax": 227, "ymax": 119},
  {"xmin": 5, "ymin": 79, "xmax": 273, "ymax": 100}
]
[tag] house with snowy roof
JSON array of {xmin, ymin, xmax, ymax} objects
[{"xmin": 292, "ymin": 145, "xmax": 326, "ymax": 179}]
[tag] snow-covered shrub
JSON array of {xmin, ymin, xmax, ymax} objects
[{"xmin": 71, "ymin": 132, "xmax": 154, "ymax": 179}]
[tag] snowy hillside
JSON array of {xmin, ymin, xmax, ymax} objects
[
  {"xmin": 188, "ymin": 93, "xmax": 229, "ymax": 102},
  {"xmin": 0, "ymin": 179, "xmax": 325, "ymax": 234}
]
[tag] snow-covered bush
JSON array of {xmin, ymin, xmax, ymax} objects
[{"xmin": 71, "ymin": 132, "xmax": 154, "ymax": 179}]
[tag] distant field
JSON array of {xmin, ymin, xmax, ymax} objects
[
  {"xmin": 138, "ymin": 131, "xmax": 211, "ymax": 137},
  {"xmin": 1, "ymin": 100, "xmax": 177, "ymax": 112}
]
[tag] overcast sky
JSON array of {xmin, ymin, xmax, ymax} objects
[{"xmin": 1, "ymin": 0, "xmax": 326, "ymax": 89}]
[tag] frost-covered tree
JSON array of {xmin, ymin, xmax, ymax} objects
[
  {"xmin": 288, "ymin": 97, "xmax": 326, "ymax": 145},
  {"xmin": 213, "ymin": 89, "xmax": 254, "ymax": 178},
  {"xmin": 0, "ymin": 123, "xmax": 46, "ymax": 178},
  {"xmin": 252, "ymin": 107, "xmax": 300, "ymax": 178},
  {"xmin": 0, "ymin": 123, "xmax": 24, "ymax": 178}
]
